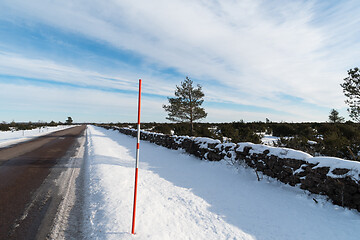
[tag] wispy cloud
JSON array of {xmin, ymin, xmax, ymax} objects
[
  {"xmin": 0, "ymin": 51, "xmax": 176, "ymax": 97},
  {"xmin": 0, "ymin": 0, "xmax": 358, "ymax": 122},
  {"xmin": 0, "ymin": 81, "xmax": 166, "ymax": 122}
]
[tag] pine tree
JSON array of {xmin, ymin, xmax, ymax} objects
[
  {"xmin": 66, "ymin": 117, "xmax": 73, "ymax": 125},
  {"xmin": 328, "ymin": 109, "xmax": 344, "ymax": 123},
  {"xmin": 163, "ymin": 77, "xmax": 207, "ymax": 135},
  {"xmin": 341, "ymin": 67, "xmax": 360, "ymax": 122}
]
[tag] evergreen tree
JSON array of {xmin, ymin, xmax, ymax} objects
[
  {"xmin": 340, "ymin": 67, "xmax": 360, "ymax": 122},
  {"xmin": 66, "ymin": 117, "xmax": 73, "ymax": 125},
  {"xmin": 163, "ymin": 77, "xmax": 207, "ymax": 135},
  {"xmin": 328, "ymin": 109, "xmax": 344, "ymax": 123}
]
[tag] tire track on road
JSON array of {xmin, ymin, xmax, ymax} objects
[{"xmin": 0, "ymin": 125, "xmax": 86, "ymax": 240}]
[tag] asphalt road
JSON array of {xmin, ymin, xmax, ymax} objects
[{"xmin": 0, "ymin": 125, "xmax": 86, "ymax": 240}]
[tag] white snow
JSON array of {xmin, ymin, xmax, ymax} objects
[
  {"xmin": 83, "ymin": 126, "xmax": 360, "ymax": 240},
  {"xmin": 194, "ymin": 137, "xmax": 221, "ymax": 148},
  {"xmin": 237, "ymin": 142, "xmax": 312, "ymax": 160},
  {"xmin": 216, "ymin": 142, "xmax": 236, "ymax": 150},
  {"xmin": 307, "ymin": 156, "xmax": 360, "ymax": 180},
  {"xmin": 237, "ymin": 143, "xmax": 360, "ymax": 180},
  {"xmin": 307, "ymin": 140, "xmax": 317, "ymax": 145},
  {"xmin": 0, "ymin": 125, "xmax": 75, "ymax": 148},
  {"xmin": 260, "ymin": 135, "xmax": 298, "ymax": 146},
  {"xmin": 261, "ymin": 135, "xmax": 281, "ymax": 145}
]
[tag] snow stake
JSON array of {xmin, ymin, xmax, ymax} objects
[{"xmin": 132, "ymin": 79, "xmax": 142, "ymax": 235}]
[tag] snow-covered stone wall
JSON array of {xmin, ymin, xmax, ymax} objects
[{"xmin": 105, "ymin": 126, "xmax": 360, "ymax": 212}]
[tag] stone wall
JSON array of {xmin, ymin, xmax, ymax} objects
[{"xmin": 104, "ymin": 126, "xmax": 360, "ymax": 212}]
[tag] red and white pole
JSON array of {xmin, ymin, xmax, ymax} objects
[{"xmin": 132, "ymin": 79, "xmax": 142, "ymax": 235}]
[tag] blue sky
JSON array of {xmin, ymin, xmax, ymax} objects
[{"xmin": 0, "ymin": 0, "xmax": 359, "ymax": 123}]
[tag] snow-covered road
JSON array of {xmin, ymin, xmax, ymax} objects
[{"xmin": 83, "ymin": 126, "xmax": 360, "ymax": 240}]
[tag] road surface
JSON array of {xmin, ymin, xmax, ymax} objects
[{"xmin": 0, "ymin": 125, "xmax": 86, "ymax": 240}]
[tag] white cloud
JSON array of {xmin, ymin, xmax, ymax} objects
[
  {"xmin": 0, "ymin": 0, "xmax": 359, "ymax": 122},
  {"xmin": 205, "ymin": 107, "xmax": 285, "ymax": 123},
  {"xmin": 0, "ymin": 82, "xmax": 166, "ymax": 122},
  {"xmin": 0, "ymin": 51, "xmax": 175, "ymax": 97}
]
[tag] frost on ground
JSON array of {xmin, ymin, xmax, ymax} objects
[
  {"xmin": 83, "ymin": 126, "xmax": 360, "ymax": 240},
  {"xmin": 0, "ymin": 125, "xmax": 75, "ymax": 148}
]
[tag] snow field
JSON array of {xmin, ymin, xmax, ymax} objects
[
  {"xmin": 83, "ymin": 126, "xmax": 360, "ymax": 240},
  {"xmin": 0, "ymin": 125, "xmax": 75, "ymax": 148}
]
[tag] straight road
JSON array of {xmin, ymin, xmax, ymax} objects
[{"xmin": 0, "ymin": 125, "xmax": 86, "ymax": 240}]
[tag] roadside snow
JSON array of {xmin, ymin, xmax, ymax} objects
[
  {"xmin": 50, "ymin": 129, "xmax": 86, "ymax": 239},
  {"xmin": 83, "ymin": 126, "xmax": 360, "ymax": 240},
  {"xmin": 0, "ymin": 125, "xmax": 75, "ymax": 148}
]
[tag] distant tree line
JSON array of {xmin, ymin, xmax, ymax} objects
[
  {"xmin": 0, "ymin": 117, "xmax": 74, "ymax": 131},
  {"xmin": 101, "ymin": 120, "xmax": 360, "ymax": 161},
  {"xmin": 0, "ymin": 121, "xmax": 56, "ymax": 131}
]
